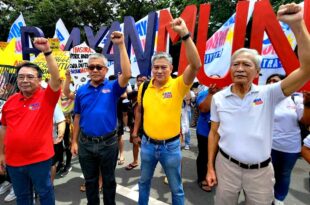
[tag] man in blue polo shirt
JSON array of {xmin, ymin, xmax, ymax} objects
[{"xmin": 71, "ymin": 31, "xmax": 131, "ymax": 205}]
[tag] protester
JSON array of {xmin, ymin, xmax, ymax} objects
[
  {"xmin": 196, "ymin": 84, "xmax": 220, "ymax": 192},
  {"xmin": 0, "ymin": 37, "xmax": 61, "ymax": 205},
  {"xmin": 51, "ymin": 104, "xmax": 66, "ymax": 184},
  {"xmin": 266, "ymin": 74, "xmax": 310, "ymax": 205},
  {"xmin": 131, "ymin": 17, "xmax": 201, "ymax": 205},
  {"xmin": 58, "ymin": 75, "xmax": 75, "ymax": 177},
  {"xmin": 125, "ymin": 74, "xmax": 147, "ymax": 170},
  {"xmin": 266, "ymin": 74, "xmax": 304, "ymax": 205},
  {"xmin": 71, "ymin": 31, "xmax": 131, "ymax": 205},
  {"xmin": 181, "ymin": 92, "xmax": 192, "ymax": 150},
  {"xmin": 207, "ymin": 4, "xmax": 310, "ymax": 205}
]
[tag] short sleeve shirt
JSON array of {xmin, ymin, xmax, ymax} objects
[
  {"xmin": 2, "ymin": 85, "xmax": 61, "ymax": 166},
  {"xmin": 211, "ymin": 82, "xmax": 285, "ymax": 164},
  {"xmin": 272, "ymin": 94, "xmax": 304, "ymax": 153},
  {"xmin": 196, "ymin": 89, "xmax": 211, "ymax": 137},
  {"xmin": 137, "ymin": 76, "xmax": 191, "ymax": 140},
  {"xmin": 74, "ymin": 79, "xmax": 126, "ymax": 136},
  {"xmin": 53, "ymin": 104, "xmax": 65, "ymax": 139}
]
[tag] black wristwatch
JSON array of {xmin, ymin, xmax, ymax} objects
[{"xmin": 181, "ymin": 32, "xmax": 191, "ymax": 41}]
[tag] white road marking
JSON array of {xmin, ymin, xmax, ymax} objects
[{"xmin": 116, "ymin": 184, "xmax": 169, "ymax": 205}]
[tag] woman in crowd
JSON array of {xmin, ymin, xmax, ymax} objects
[{"xmin": 266, "ymin": 74, "xmax": 310, "ymax": 205}]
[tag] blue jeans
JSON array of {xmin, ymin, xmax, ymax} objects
[
  {"xmin": 7, "ymin": 158, "xmax": 54, "ymax": 205},
  {"xmin": 138, "ymin": 136, "xmax": 184, "ymax": 205},
  {"xmin": 78, "ymin": 133, "xmax": 118, "ymax": 205},
  {"xmin": 184, "ymin": 131, "xmax": 191, "ymax": 146},
  {"xmin": 271, "ymin": 149, "xmax": 299, "ymax": 201}
]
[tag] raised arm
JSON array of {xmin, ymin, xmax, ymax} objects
[
  {"xmin": 33, "ymin": 37, "xmax": 61, "ymax": 91},
  {"xmin": 63, "ymin": 70, "xmax": 75, "ymax": 100},
  {"xmin": 198, "ymin": 84, "xmax": 221, "ymax": 113},
  {"xmin": 277, "ymin": 3, "xmax": 310, "ymax": 96},
  {"xmin": 111, "ymin": 31, "xmax": 131, "ymax": 87},
  {"xmin": 170, "ymin": 18, "xmax": 202, "ymax": 85}
]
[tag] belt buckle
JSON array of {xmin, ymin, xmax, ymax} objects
[
  {"xmin": 154, "ymin": 139, "xmax": 162, "ymax": 144},
  {"xmin": 93, "ymin": 137, "xmax": 100, "ymax": 143}
]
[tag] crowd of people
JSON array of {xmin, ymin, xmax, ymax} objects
[{"xmin": 0, "ymin": 2, "xmax": 310, "ymax": 205}]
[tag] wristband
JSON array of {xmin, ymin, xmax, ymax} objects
[
  {"xmin": 44, "ymin": 50, "xmax": 53, "ymax": 56},
  {"xmin": 181, "ymin": 32, "xmax": 191, "ymax": 41}
]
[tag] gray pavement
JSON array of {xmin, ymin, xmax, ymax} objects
[{"xmin": 1, "ymin": 129, "xmax": 309, "ymax": 204}]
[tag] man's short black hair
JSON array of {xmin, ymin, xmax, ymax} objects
[
  {"xmin": 136, "ymin": 74, "xmax": 148, "ymax": 80},
  {"xmin": 16, "ymin": 62, "xmax": 43, "ymax": 78},
  {"xmin": 266, "ymin": 73, "xmax": 286, "ymax": 84}
]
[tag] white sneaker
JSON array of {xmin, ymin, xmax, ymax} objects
[
  {"xmin": 184, "ymin": 145, "xmax": 190, "ymax": 150},
  {"xmin": 4, "ymin": 187, "xmax": 16, "ymax": 202},
  {"xmin": 124, "ymin": 126, "xmax": 130, "ymax": 132},
  {"xmin": 274, "ymin": 199, "xmax": 284, "ymax": 205},
  {"xmin": 0, "ymin": 181, "xmax": 12, "ymax": 195}
]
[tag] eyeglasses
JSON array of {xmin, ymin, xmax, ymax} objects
[
  {"xmin": 17, "ymin": 74, "xmax": 38, "ymax": 81},
  {"xmin": 87, "ymin": 64, "xmax": 107, "ymax": 71}
]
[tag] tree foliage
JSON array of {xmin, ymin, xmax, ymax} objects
[{"xmin": 0, "ymin": 0, "xmax": 304, "ymax": 42}]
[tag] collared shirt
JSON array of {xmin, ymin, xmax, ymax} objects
[
  {"xmin": 138, "ymin": 76, "xmax": 191, "ymax": 140},
  {"xmin": 2, "ymin": 85, "xmax": 61, "ymax": 166},
  {"xmin": 74, "ymin": 79, "xmax": 126, "ymax": 136},
  {"xmin": 211, "ymin": 82, "xmax": 285, "ymax": 164},
  {"xmin": 196, "ymin": 89, "xmax": 211, "ymax": 137}
]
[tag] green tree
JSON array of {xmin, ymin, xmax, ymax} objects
[
  {"xmin": 0, "ymin": 0, "xmax": 118, "ymax": 41},
  {"xmin": 0, "ymin": 0, "xmax": 305, "ymax": 42}
]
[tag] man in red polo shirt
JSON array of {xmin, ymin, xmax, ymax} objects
[{"xmin": 0, "ymin": 37, "xmax": 61, "ymax": 205}]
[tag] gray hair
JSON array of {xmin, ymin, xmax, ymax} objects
[
  {"xmin": 88, "ymin": 53, "xmax": 108, "ymax": 65},
  {"xmin": 151, "ymin": 52, "xmax": 173, "ymax": 66},
  {"xmin": 231, "ymin": 48, "xmax": 262, "ymax": 71}
]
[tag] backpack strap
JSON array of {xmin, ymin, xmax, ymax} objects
[{"xmin": 140, "ymin": 80, "xmax": 150, "ymax": 133}]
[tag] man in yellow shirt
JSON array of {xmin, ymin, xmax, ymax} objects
[{"xmin": 131, "ymin": 17, "xmax": 201, "ymax": 205}]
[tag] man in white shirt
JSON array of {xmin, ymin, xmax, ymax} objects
[{"xmin": 207, "ymin": 3, "xmax": 310, "ymax": 205}]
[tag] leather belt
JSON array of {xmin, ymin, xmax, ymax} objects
[
  {"xmin": 81, "ymin": 130, "xmax": 116, "ymax": 143},
  {"xmin": 144, "ymin": 133, "xmax": 180, "ymax": 145},
  {"xmin": 219, "ymin": 148, "xmax": 270, "ymax": 169}
]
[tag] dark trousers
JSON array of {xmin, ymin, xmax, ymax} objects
[
  {"xmin": 7, "ymin": 159, "xmax": 54, "ymax": 205},
  {"xmin": 271, "ymin": 149, "xmax": 299, "ymax": 201},
  {"xmin": 63, "ymin": 122, "xmax": 72, "ymax": 168},
  {"xmin": 78, "ymin": 133, "xmax": 119, "ymax": 205},
  {"xmin": 196, "ymin": 133, "xmax": 209, "ymax": 183}
]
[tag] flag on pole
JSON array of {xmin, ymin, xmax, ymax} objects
[
  {"xmin": 7, "ymin": 13, "xmax": 26, "ymax": 53},
  {"xmin": 54, "ymin": 18, "xmax": 70, "ymax": 51},
  {"xmin": 203, "ymin": 0, "xmax": 256, "ymax": 78}
]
